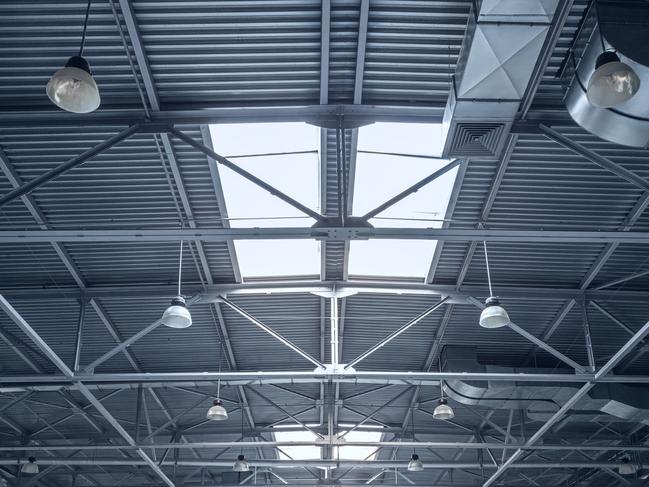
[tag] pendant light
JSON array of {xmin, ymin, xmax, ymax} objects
[
  {"xmin": 433, "ymin": 363, "xmax": 455, "ymax": 420},
  {"xmin": 479, "ymin": 241, "xmax": 510, "ymax": 329},
  {"xmin": 619, "ymin": 456, "xmax": 637, "ymax": 476},
  {"xmin": 161, "ymin": 240, "xmax": 192, "ymax": 328},
  {"xmin": 407, "ymin": 407, "xmax": 423, "ymax": 471},
  {"xmin": 233, "ymin": 411, "xmax": 249, "ymax": 472},
  {"xmin": 46, "ymin": 0, "xmax": 100, "ymax": 113},
  {"xmin": 587, "ymin": 51, "xmax": 640, "ymax": 109},
  {"xmin": 407, "ymin": 454, "xmax": 423, "ymax": 472},
  {"xmin": 21, "ymin": 457, "xmax": 39, "ymax": 475},
  {"xmin": 233, "ymin": 454, "xmax": 249, "ymax": 472},
  {"xmin": 207, "ymin": 342, "xmax": 228, "ymax": 420},
  {"xmin": 433, "ymin": 398, "xmax": 455, "ymax": 420}
]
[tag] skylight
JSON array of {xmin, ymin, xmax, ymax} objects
[
  {"xmin": 336, "ymin": 428, "xmax": 383, "ymax": 461},
  {"xmin": 209, "ymin": 123, "xmax": 321, "ymax": 278},
  {"xmin": 349, "ymin": 123, "xmax": 457, "ymax": 278},
  {"xmin": 273, "ymin": 428, "xmax": 321, "ymax": 461},
  {"xmin": 273, "ymin": 424, "xmax": 384, "ymax": 462}
]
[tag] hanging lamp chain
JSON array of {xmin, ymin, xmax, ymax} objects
[
  {"xmin": 79, "ymin": 0, "xmax": 93, "ymax": 57},
  {"xmin": 483, "ymin": 240, "xmax": 494, "ymax": 297}
]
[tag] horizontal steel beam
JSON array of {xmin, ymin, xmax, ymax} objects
[
  {"xmin": 2, "ymin": 281, "xmax": 649, "ymax": 303},
  {"xmin": 3, "ymin": 441, "xmax": 649, "ymax": 453},
  {"xmin": 1, "ymin": 459, "xmax": 645, "ymax": 470},
  {"xmin": 0, "ymin": 105, "xmax": 571, "ymax": 129},
  {"xmin": 2, "ymin": 227, "xmax": 649, "ymax": 244},
  {"xmin": 0, "ymin": 104, "xmax": 444, "ymax": 128},
  {"xmin": 2, "ymin": 370, "xmax": 649, "ymax": 393}
]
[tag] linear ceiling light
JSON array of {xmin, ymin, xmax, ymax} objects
[
  {"xmin": 46, "ymin": 0, "xmax": 100, "ymax": 113},
  {"xmin": 161, "ymin": 240, "xmax": 192, "ymax": 328},
  {"xmin": 479, "ymin": 241, "xmax": 510, "ymax": 329}
]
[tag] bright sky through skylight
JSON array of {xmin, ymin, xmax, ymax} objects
[
  {"xmin": 273, "ymin": 424, "xmax": 383, "ymax": 461},
  {"xmin": 209, "ymin": 123, "xmax": 321, "ymax": 278},
  {"xmin": 210, "ymin": 122, "xmax": 456, "ymax": 279},
  {"xmin": 349, "ymin": 123, "xmax": 457, "ymax": 278},
  {"xmin": 273, "ymin": 428, "xmax": 321, "ymax": 460},
  {"xmin": 336, "ymin": 428, "xmax": 382, "ymax": 461}
]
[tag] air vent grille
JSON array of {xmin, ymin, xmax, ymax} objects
[{"xmin": 446, "ymin": 122, "xmax": 507, "ymax": 158}]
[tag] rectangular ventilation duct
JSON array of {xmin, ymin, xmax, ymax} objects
[{"xmin": 442, "ymin": 0, "xmax": 559, "ymax": 159}]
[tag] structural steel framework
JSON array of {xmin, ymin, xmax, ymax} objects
[{"xmin": 1, "ymin": 1, "xmax": 649, "ymax": 487}]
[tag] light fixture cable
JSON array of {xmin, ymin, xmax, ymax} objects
[
  {"xmin": 79, "ymin": 0, "xmax": 93, "ymax": 57},
  {"xmin": 217, "ymin": 340, "xmax": 223, "ymax": 399},
  {"xmin": 483, "ymin": 240, "xmax": 494, "ymax": 297},
  {"xmin": 439, "ymin": 357, "xmax": 445, "ymax": 399},
  {"xmin": 177, "ymin": 239, "xmax": 184, "ymax": 297}
]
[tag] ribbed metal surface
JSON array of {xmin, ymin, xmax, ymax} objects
[
  {"xmin": 341, "ymin": 294, "xmax": 445, "ymax": 370},
  {"xmin": 132, "ymin": 0, "xmax": 322, "ymax": 107},
  {"xmin": 529, "ymin": 0, "xmax": 589, "ymax": 110},
  {"xmin": 222, "ymin": 294, "xmax": 321, "ymax": 371},
  {"xmin": 363, "ymin": 0, "xmax": 469, "ymax": 105}
]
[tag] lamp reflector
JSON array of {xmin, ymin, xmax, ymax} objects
[
  {"xmin": 587, "ymin": 52, "xmax": 640, "ymax": 108},
  {"xmin": 433, "ymin": 398, "xmax": 455, "ymax": 420},
  {"xmin": 46, "ymin": 56, "xmax": 100, "ymax": 113},
  {"xmin": 619, "ymin": 457, "xmax": 637, "ymax": 476},
  {"xmin": 407, "ymin": 453, "xmax": 424, "ymax": 472},
  {"xmin": 162, "ymin": 296, "xmax": 192, "ymax": 329},
  {"xmin": 233, "ymin": 454, "xmax": 249, "ymax": 472},
  {"xmin": 21, "ymin": 458, "xmax": 38, "ymax": 475},
  {"xmin": 206, "ymin": 399, "xmax": 228, "ymax": 421},
  {"xmin": 479, "ymin": 297, "xmax": 510, "ymax": 329}
]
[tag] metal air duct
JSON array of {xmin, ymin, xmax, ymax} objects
[
  {"xmin": 442, "ymin": 346, "xmax": 649, "ymax": 424},
  {"xmin": 563, "ymin": 1, "xmax": 649, "ymax": 147},
  {"xmin": 442, "ymin": 0, "xmax": 560, "ymax": 159}
]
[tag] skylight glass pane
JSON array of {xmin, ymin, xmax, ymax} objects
[
  {"xmin": 349, "ymin": 123, "xmax": 457, "ymax": 278},
  {"xmin": 337, "ymin": 429, "xmax": 383, "ymax": 461},
  {"xmin": 349, "ymin": 240, "xmax": 438, "ymax": 278},
  {"xmin": 274, "ymin": 429, "xmax": 321, "ymax": 460},
  {"xmin": 233, "ymin": 240, "xmax": 320, "ymax": 277},
  {"xmin": 209, "ymin": 123, "xmax": 320, "ymax": 278}
]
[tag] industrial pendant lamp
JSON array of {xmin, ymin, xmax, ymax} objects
[
  {"xmin": 433, "ymin": 364, "xmax": 455, "ymax": 420},
  {"xmin": 407, "ymin": 454, "xmax": 424, "ymax": 472},
  {"xmin": 161, "ymin": 240, "xmax": 192, "ymax": 328},
  {"xmin": 21, "ymin": 457, "xmax": 39, "ymax": 475},
  {"xmin": 619, "ymin": 456, "xmax": 637, "ymax": 476},
  {"xmin": 233, "ymin": 412, "xmax": 249, "ymax": 472},
  {"xmin": 233, "ymin": 454, "xmax": 249, "ymax": 472},
  {"xmin": 207, "ymin": 342, "xmax": 228, "ymax": 420},
  {"xmin": 46, "ymin": 0, "xmax": 100, "ymax": 113},
  {"xmin": 479, "ymin": 241, "xmax": 510, "ymax": 329},
  {"xmin": 587, "ymin": 51, "xmax": 640, "ymax": 109},
  {"xmin": 407, "ymin": 408, "xmax": 423, "ymax": 471}
]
